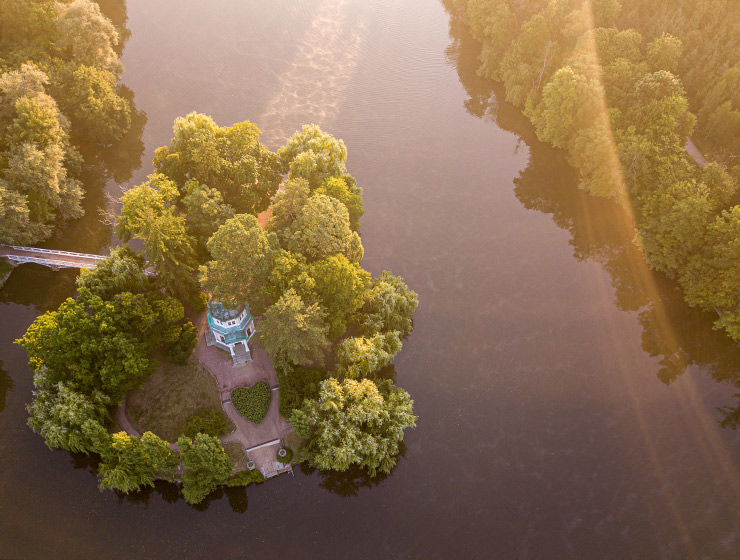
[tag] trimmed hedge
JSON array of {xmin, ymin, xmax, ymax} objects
[
  {"xmin": 226, "ymin": 469, "xmax": 265, "ymax": 487},
  {"xmin": 231, "ymin": 381, "xmax": 271, "ymax": 424}
]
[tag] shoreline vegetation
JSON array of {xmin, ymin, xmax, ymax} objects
[
  {"xmin": 0, "ymin": 0, "xmax": 140, "ymax": 246},
  {"xmin": 444, "ymin": 0, "xmax": 740, "ymax": 343}
]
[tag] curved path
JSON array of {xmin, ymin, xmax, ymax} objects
[
  {"xmin": 116, "ymin": 313, "xmax": 293, "ymax": 477},
  {"xmin": 192, "ymin": 311, "xmax": 293, "ymax": 478}
]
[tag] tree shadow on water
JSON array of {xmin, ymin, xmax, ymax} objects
[
  {"xmin": 301, "ymin": 442, "xmax": 407, "ymax": 497},
  {"xmin": 442, "ymin": 6, "xmax": 740, "ymax": 429},
  {"xmin": 0, "ymin": 361, "xmax": 14, "ymax": 414}
]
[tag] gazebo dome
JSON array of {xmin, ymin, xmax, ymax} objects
[{"xmin": 205, "ymin": 301, "xmax": 255, "ymax": 365}]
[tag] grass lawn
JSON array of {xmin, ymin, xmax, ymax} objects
[
  {"xmin": 283, "ymin": 430, "xmax": 305, "ymax": 464},
  {"xmin": 126, "ymin": 355, "xmax": 235, "ymax": 442},
  {"xmin": 224, "ymin": 442, "xmax": 248, "ymax": 473}
]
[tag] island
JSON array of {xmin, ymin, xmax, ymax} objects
[{"xmin": 14, "ymin": 116, "xmax": 419, "ymax": 505}]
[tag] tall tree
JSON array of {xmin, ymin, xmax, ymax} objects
[
  {"xmin": 314, "ymin": 176, "xmax": 364, "ymax": 231},
  {"xmin": 260, "ymin": 289, "xmax": 330, "ymax": 369},
  {"xmin": 278, "ymin": 124, "xmax": 348, "ymax": 188},
  {"xmin": 355, "ymin": 271, "xmax": 419, "ymax": 338},
  {"xmin": 115, "ymin": 173, "xmax": 198, "ymax": 302},
  {"xmin": 309, "ymin": 254, "xmax": 370, "ymax": 338},
  {"xmin": 285, "ymin": 194, "xmax": 363, "ymax": 263},
  {"xmin": 95, "ymin": 429, "xmax": 178, "ymax": 493},
  {"xmin": 153, "ymin": 112, "xmax": 281, "ymax": 215},
  {"xmin": 291, "ymin": 378, "xmax": 416, "ymax": 476},
  {"xmin": 177, "ymin": 433, "xmax": 233, "ymax": 505},
  {"xmin": 336, "ymin": 332, "xmax": 403, "ymax": 379},
  {"xmin": 200, "ymin": 213, "xmax": 274, "ymax": 310},
  {"xmin": 25, "ymin": 376, "xmax": 111, "ymax": 453}
]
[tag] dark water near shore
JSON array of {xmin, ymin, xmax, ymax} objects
[{"xmin": 2, "ymin": 1, "xmax": 740, "ymax": 558}]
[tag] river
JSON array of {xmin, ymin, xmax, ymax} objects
[{"xmin": 2, "ymin": 1, "xmax": 740, "ymax": 558}]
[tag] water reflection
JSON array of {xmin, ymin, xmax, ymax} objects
[
  {"xmin": 443, "ymin": 12, "xmax": 740, "ymax": 425},
  {"xmin": 0, "ymin": 362, "xmax": 14, "ymax": 414},
  {"xmin": 299, "ymin": 442, "xmax": 405, "ymax": 497}
]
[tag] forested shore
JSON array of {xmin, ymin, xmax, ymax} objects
[
  {"xmin": 444, "ymin": 0, "xmax": 740, "ymax": 342},
  {"xmin": 0, "ymin": 0, "xmax": 137, "ymax": 245}
]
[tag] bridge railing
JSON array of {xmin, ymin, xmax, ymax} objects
[
  {"xmin": 4, "ymin": 255, "xmax": 99, "ymax": 269},
  {"xmin": 3, "ymin": 245, "xmax": 108, "ymax": 260}
]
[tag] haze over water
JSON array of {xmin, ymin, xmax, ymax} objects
[{"xmin": 2, "ymin": 1, "xmax": 740, "ymax": 558}]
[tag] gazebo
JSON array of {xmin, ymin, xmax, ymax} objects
[{"xmin": 205, "ymin": 301, "xmax": 256, "ymax": 365}]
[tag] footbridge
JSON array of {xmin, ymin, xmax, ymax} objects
[{"xmin": 0, "ymin": 245, "xmax": 108, "ymax": 271}]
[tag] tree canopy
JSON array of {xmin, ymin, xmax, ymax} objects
[
  {"xmin": 200, "ymin": 213, "xmax": 274, "ymax": 310},
  {"xmin": 153, "ymin": 112, "xmax": 281, "ymax": 215},
  {"xmin": 0, "ymin": 0, "xmax": 134, "ymax": 244},
  {"xmin": 291, "ymin": 378, "xmax": 416, "ymax": 476}
]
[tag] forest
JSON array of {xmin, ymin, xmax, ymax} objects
[
  {"xmin": 445, "ymin": 0, "xmax": 740, "ymax": 342},
  {"xmin": 0, "ymin": 0, "xmax": 136, "ymax": 245}
]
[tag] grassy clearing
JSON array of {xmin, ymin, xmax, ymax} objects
[
  {"xmin": 126, "ymin": 355, "xmax": 234, "ymax": 442},
  {"xmin": 224, "ymin": 442, "xmax": 249, "ymax": 473}
]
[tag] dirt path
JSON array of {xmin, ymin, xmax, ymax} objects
[
  {"xmin": 116, "ymin": 312, "xmax": 293, "ymax": 476},
  {"xmin": 192, "ymin": 312, "xmax": 293, "ymax": 478}
]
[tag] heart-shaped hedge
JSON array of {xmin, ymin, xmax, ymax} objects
[{"xmin": 231, "ymin": 381, "xmax": 271, "ymax": 424}]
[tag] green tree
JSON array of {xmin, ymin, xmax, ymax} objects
[
  {"xmin": 54, "ymin": 0, "xmax": 122, "ymax": 73},
  {"xmin": 17, "ymin": 289, "xmax": 185, "ymax": 402},
  {"xmin": 54, "ymin": 63, "xmax": 131, "ymax": 144},
  {"xmin": 355, "ymin": 271, "xmax": 419, "ymax": 337},
  {"xmin": 200, "ymin": 213, "xmax": 274, "ymax": 310},
  {"xmin": 285, "ymin": 194, "xmax": 363, "ymax": 263},
  {"xmin": 76, "ymin": 246, "xmax": 149, "ymax": 300},
  {"xmin": 26, "ymin": 376, "xmax": 110, "ymax": 453},
  {"xmin": 278, "ymin": 124, "xmax": 348, "ymax": 188},
  {"xmin": 153, "ymin": 112, "xmax": 281, "ymax": 215},
  {"xmin": 646, "ymin": 33, "xmax": 682, "ymax": 74},
  {"xmin": 309, "ymin": 254, "xmax": 370, "ymax": 338},
  {"xmin": 262, "ymin": 249, "xmax": 317, "ymax": 306},
  {"xmin": 623, "ymin": 70, "xmax": 695, "ymax": 144},
  {"xmin": 314, "ymin": 176, "xmax": 364, "ymax": 231},
  {"xmin": 181, "ymin": 179, "xmax": 234, "ymax": 255},
  {"xmin": 681, "ymin": 206, "xmax": 740, "ymax": 341},
  {"xmin": 94, "ymin": 429, "xmax": 178, "ymax": 493},
  {"xmin": 260, "ymin": 288, "xmax": 330, "ymax": 369},
  {"xmin": 265, "ymin": 178, "xmax": 310, "ymax": 245},
  {"xmin": 291, "ymin": 377, "xmax": 416, "ymax": 476},
  {"xmin": 336, "ymin": 332, "xmax": 402, "ymax": 379},
  {"xmin": 530, "ymin": 65, "xmax": 603, "ymax": 150},
  {"xmin": 177, "ymin": 433, "xmax": 233, "ymax": 505},
  {"xmin": 115, "ymin": 173, "xmax": 198, "ymax": 302}
]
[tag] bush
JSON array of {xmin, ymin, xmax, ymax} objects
[
  {"xmin": 277, "ymin": 447, "xmax": 293, "ymax": 464},
  {"xmin": 231, "ymin": 381, "xmax": 271, "ymax": 424},
  {"xmin": 182, "ymin": 408, "xmax": 230, "ymax": 438},
  {"xmin": 164, "ymin": 322, "xmax": 198, "ymax": 365},
  {"xmin": 226, "ymin": 469, "xmax": 265, "ymax": 487},
  {"xmin": 277, "ymin": 366, "xmax": 330, "ymax": 418}
]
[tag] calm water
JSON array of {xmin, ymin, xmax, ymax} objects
[{"xmin": 2, "ymin": 1, "xmax": 740, "ymax": 558}]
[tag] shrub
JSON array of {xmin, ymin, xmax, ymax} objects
[
  {"xmin": 277, "ymin": 447, "xmax": 293, "ymax": 464},
  {"xmin": 231, "ymin": 381, "xmax": 271, "ymax": 424},
  {"xmin": 164, "ymin": 322, "xmax": 198, "ymax": 365},
  {"xmin": 277, "ymin": 366, "xmax": 330, "ymax": 418},
  {"xmin": 182, "ymin": 408, "xmax": 230, "ymax": 438},
  {"xmin": 226, "ymin": 469, "xmax": 265, "ymax": 487}
]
